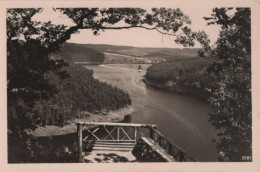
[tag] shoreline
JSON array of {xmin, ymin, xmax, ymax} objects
[
  {"xmin": 31, "ymin": 106, "xmax": 135, "ymax": 137},
  {"xmin": 143, "ymin": 78, "xmax": 209, "ymax": 101}
]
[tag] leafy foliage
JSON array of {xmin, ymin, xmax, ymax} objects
[
  {"xmin": 57, "ymin": 8, "xmax": 198, "ymax": 47},
  {"xmin": 7, "ymin": 9, "xmax": 69, "ymax": 136},
  {"xmin": 204, "ymin": 8, "xmax": 251, "ymax": 161}
]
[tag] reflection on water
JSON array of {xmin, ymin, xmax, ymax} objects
[{"xmin": 85, "ymin": 65, "xmax": 218, "ymax": 161}]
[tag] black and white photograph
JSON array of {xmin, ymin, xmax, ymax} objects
[{"xmin": 0, "ymin": 0, "xmax": 260, "ymax": 171}]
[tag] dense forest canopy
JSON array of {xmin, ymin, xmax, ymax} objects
[
  {"xmin": 35, "ymin": 64, "xmax": 131, "ymax": 127},
  {"xmin": 145, "ymin": 57, "xmax": 215, "ymax": 91}
]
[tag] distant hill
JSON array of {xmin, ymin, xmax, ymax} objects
[
  {"xmin": 69, "ymin": 43, "xmax": 201, "ymax": 60},
  {"xmin": 57, "ymin": 43, "xmax": 202, "ymax": 63},
  {"xmin": 57, "ymin": 43, "xmax": 105, "ymax": 63}
]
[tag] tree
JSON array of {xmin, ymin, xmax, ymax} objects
[
  {"xmin": 7, "ymin": 9, "xmax": 70, "ymax": 137},
  {"xmin": 203, "ymin": 8, "xmax": 251, "ymax": 161}
]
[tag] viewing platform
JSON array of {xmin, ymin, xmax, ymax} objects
[{"xmin": 76, "ymin": 122, "xmax": 196, "ymax": 163}]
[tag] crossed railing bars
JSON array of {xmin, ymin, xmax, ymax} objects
[{"xmin": 76, "ymin": 122, "xmax": 196, "ymax": 162}]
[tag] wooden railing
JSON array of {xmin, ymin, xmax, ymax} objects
[
  {"xmin": 149, "ymin": 126, "xmax": 197, "ymax": 162},
  {"xmin": 76, "ymin": 122, "xmax": 156, "ymax": 162},
  {"xmin": 76, "ymin": 122, "xmax": 196, "ymax": 162}
]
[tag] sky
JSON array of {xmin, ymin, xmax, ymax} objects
[{"xmin": 33, "ymin": 7, "xmax": 221, "ymax": 48}]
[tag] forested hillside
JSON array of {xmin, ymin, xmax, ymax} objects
[
  {"xmin": 145, "ymin": 57, "xmax": 215, "ymax": 91},
  {"xmin": 58, "ymin": 43, "xmax": 105, "ymax": 63},
  {"xmin": 33, "ymin": 64, "xmax": 131, "ymax": 127}
]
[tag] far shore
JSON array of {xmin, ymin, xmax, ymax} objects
[
  {"xmin": 31, "ymin": 106, "xmax": 135, "ymax": 137},
  {"xmin": 143, "ymin": 78, "xmax": 209, "ymax": 100}
]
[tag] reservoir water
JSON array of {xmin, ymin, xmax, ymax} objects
[{"xmin": 85, "ymin": 64, "xmax": 219, "ymax": 161}]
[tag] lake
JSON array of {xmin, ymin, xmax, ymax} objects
[{"xmin": 85, "ymin": 64, "xmax": 219, "ymax": 161}]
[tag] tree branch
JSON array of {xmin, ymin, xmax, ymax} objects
[{"xmin": 82, "ymin": 25, "xmax": 177, "ymax": 36}]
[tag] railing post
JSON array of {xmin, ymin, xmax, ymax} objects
[
  {"xmin": 134, "ymin": 127, "xmax": 137, "ymax": 142},
  {"xmin": 150, "ymin": 127, "xmax": 154, "ymax": 140},
  {"xmin": 180, "ymin": 151, "xmax": 185, "ymax": 162},
  {"xmin": 77, "ymin": 123, "xmax": 83, "ymax": 162},
  {"xmin": 117, "ymin": 126, "xmax": 120, "ymax": 140}
]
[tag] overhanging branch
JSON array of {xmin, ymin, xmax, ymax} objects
[{"xmin": 81, "ymin": 25, "xmax": 177, "ymax": 37}]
